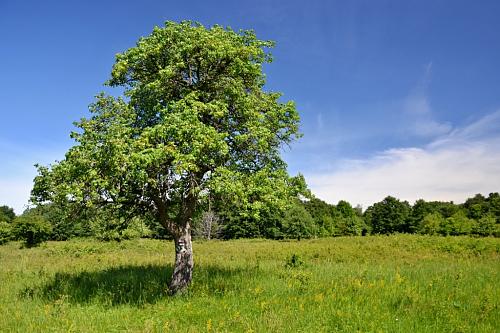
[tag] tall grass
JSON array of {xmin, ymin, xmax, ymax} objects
[{"xmin": 0, "ymin": 235, "xmax": 498, "ymax": 332}]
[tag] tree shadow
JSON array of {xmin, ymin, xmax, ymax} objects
[{"xmin": 25, "ymin": 264, "xmax": 256, "ymax": 306}]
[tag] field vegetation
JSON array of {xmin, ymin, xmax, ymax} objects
[{"xmin": 1, "ymin": 235, "xmax": 498, "ymax": 332}]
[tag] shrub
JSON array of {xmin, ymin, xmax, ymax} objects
[
  {"xmin": 285, "ymin": 253, "xmax": 304, "ymax": 268},
  {"xmin": 12, "ymin": 215, "xmax": 52, "ymax": 247}
]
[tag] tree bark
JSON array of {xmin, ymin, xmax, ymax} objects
[{"xmin": 168, "ymin": 226, "xmax": 194, "ymax": 295}]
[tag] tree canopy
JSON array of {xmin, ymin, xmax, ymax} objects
[
  {"xmin": 0, "ymin": 205, "xmax": 15, "ymax": 223},
  {"xmin": 32, "ymin": 21, "xmax": 302, "ymax": 294},
  {"xmin": 364, "ymin": 196, "xmax": 411, "ymax": 234}
]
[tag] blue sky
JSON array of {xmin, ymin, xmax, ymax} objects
[{"xmin": 1, "ymin": 0, "xmax": 500, "ymax": 213}]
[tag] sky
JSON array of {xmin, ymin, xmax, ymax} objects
[{"xmin": 1, "ymin": 0, "xmax": 500, "ymax": 213}]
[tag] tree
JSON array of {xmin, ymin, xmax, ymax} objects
[
  {"xmin": 31, "ymin": 21, "xmax": 301, "ymax": 294},
  {"xmin": 334, "ymin": 200, "xmax": 367, "ymax": 236},
  {"xmin": 197, "ymin": 210, "xmax": 220, "ymax": 240},
  {"xmin": 439, "ymin": 211, "xmax": 475, "ymax": 236},
  {"xmin": 365, "ymin": 196, "xmax": 411, "ymax": 234},
  {"xmin": 486, "ymin": 192, "xmax": 500, "ymax": 221},
  {"xmin": 463, "ymin": 193, "xmax": 488, "ymax": 220},
  {"xmin": 409, "ymin": 199, "xmax": 436, "ymax": 233},
  {"xmin": 0, "ymin": 205, "xmax": 15, "ymax": 223},
  {"xmin": 282, "ymin": 201, "xmax": 316, "ymax": 240},
  {"xmin": 473, "ymin": 214, "xmax": 498, "ymax": 237},
  {"xmin": 418, "ymin": 212, "xmax": 444, "ymax": 235}
]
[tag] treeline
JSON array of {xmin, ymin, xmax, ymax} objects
[
  {"xmin": 364, "ymin": 193, "xmax": 500, "ymax": 237},
  {"xmin": 215, "ymin": 192, "xmax": 500, "ymax": 240},
  {"xmin": 1, "ymin": 192, "xmax": 499, "ymax": 246}
]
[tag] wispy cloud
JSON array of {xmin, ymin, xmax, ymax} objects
[
  {"xmin": 286, "ymin": 62, "xmax": 453, "ymax": 175},
  {"xmin": 403, "ymin": 62, "xmax": 452, "ymax": 138},
  {"xmin": 305, "ymin": 110, "xmax": 500, "ymax": 208}
]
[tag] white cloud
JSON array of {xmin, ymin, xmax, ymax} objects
[{"xmin": 305, "ymin": 110, "xmax": 500, "ymax": 209}]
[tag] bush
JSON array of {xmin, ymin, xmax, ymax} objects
[
  {"xmin": 0, "ymin": 221, "xmax": 12, "ymax": 245},
  {"xmin": 12, "ymin": 215, "xmax": 52, "ymax": 247},
  {"xmin": 285, "ymin": 253, "xmax": 304, "ymax": 268}
]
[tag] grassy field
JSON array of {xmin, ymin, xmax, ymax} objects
[{"xmin": 0, "ymin": 235, "xmax": 499, "ymax": 332}]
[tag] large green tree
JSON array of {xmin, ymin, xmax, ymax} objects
[
  {"xmin": 32, "ymin": 21, "xmax": 301, "ymax": 294},
  {"xmin": 365, "ymin": 196, "xmax": 411, "ymax": 234}
]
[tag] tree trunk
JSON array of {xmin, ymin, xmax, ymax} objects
[{"xmin": 168, "ymin": 226, "xmax": 194, "ymax": 295}]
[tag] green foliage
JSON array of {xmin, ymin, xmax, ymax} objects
[
  {"xmin": 365, "ymin": 196, "xmax": 411, "ymax": 234},
  {"xmin": 220, "ymin": 211, "xmax": 264, "ymax": 239},
  {"xmin": 215, "ymin": 174, "xmax": 307, "ymax": 239},
  {"xmin": 334, "ymin": 215, "xmax": 366, "ymax": 236},
  {"xmin": 23, "ymin": 203, "xmax": 92, "ymax": 241},
  {"xmin": 282, "ymin": 201, "xmax": 316, "ymax": 240},
  {"xmin": 408, "ymin": 194, "xmax": 500, "ymax": 238},
  {"xmin": 473, "ymin": 215, "xmax": 498, "ymax": 237},
  {"xmin": 439, "ymin": 212, "xmax": 476, "ymax": 236},
  {"xmin": 418, "ymin": 212, "xmax": 444, "ymax": 235},
  {"xmin": 463, "ymin": 193, "xmax": 488, "ymax": 219},
  {"xmin": 86, "ymin": 207, "xmax": 153, "ymax": 241},
  {"xmin": 303, "ymin": 197, "xmax": 358, "ymax": 237},
  {"xmin": 12, "ymin": 215, "xmax": 52, "ymax": 247},
  {"xmin": 0, "ymin": 221, "xmax": 12, "ymax": 244},
  {"xmin": 284, "ymin": 253, "xmax": 304, "ymax": 268},
  {"xmin": 303, "ymin": 197, "xmax": 337, "ymax": 224},
  {"xmin": 409, "ymin": 199, "xmax": 437, "ymax": 233},
  {"xmin": 334, "ymin": 200, "xmax": 368, "ymax": 236},
  {"xmin": 487, "ymin": 192, "xmax": 500, "ymax": 219},
  {"xmin": 435, "ymin": 201, "xmax": 461, "ymax": 218},
  {"xmin": 336, "ymin": 200, "xmax": 356, "ymax": 218},
  {"xmin": 32, "ymin": 21, "xmax": 301, "ymax": 248},
  {"xmin": 0, "ymin": 205, "xmax": 15, "ymax": 223},
  {"xmin": 315, "ymin": 215, "xmax": 335, "ymax": 237},
  {"xmin": 463, "ymin": 192, "xmax": 500, "ymax": 226}
]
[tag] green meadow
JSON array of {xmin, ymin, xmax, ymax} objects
[{"xmin": 1, "ymin": 235, "xmax": 499, "ymax": 332}]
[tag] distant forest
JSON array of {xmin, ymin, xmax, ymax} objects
[{"xmin": 1, "ymin": 192, "xmax": 498, "ymax": 246}]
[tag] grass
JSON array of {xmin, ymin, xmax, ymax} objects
[{"xmin": 0, "ymin": 235, "xmax": 499, "ymax": 332}]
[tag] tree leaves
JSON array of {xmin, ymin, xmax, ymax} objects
[{"xmin": 32, "ymin": 21, "xmax": 301, "ymax": 234}]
